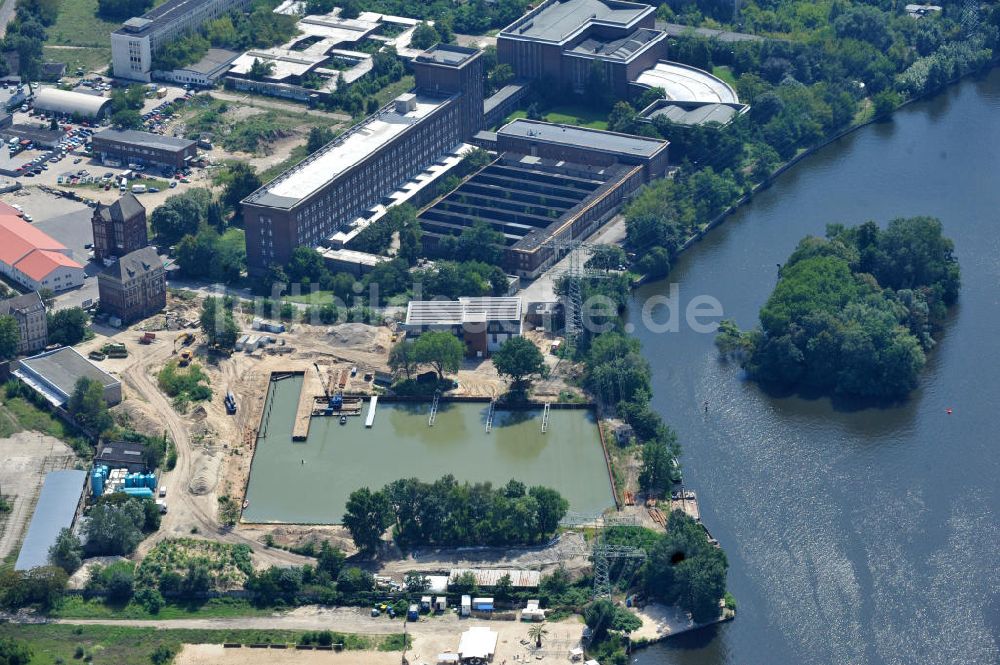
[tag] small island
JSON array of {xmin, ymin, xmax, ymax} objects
[{"xmin": 716, "ymin": 217, "xmax": 960, "ymax": 400}]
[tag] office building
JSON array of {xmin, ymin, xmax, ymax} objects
[
  {"xmin": 91, "ymin": 129, "xmax": 198, "ymax": 170},
  {"xmin": 403, "ymin": 297, "xmax": 522, "ymax": 357},
  {"xmin": 97, "ymin": 246, "xmax": 166, "ymax": 325},
  {"xmin": 111, "ymin": 0, "xmax": 252, "ymax": 82},
  {"xmin": 0, "ymin": 291, "xmax": 47, "ymax": 355},
  {"xmin": 92, "ymin": 192, "xmax": 148, "ymax": 261},
  {"xmin": 241, "ymin": 44, "xmax": 483, "ymax": 276},
  {"xmin": 497, "ymin": 0, "xmax": 668, "ymax": 98}
]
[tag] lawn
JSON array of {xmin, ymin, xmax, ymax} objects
[
  {"xmin": 0, "ymin": 624, "xmax": 407, "ymax": 665},
  {"xmin": 43, "ymin": 46, "xmax": 111, "ymax": 76},
  {"xmin": 712, "ymin": 65, "xmax": 738, "ymax": 88},
  {"xmin": 46, "ymin": 0, "xmax": 120, "ymax": 49},
  {"xmin": 507, "ymin": 103, "xmax": 609, "ymax": 130}
]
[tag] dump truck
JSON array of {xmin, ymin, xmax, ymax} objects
[
  {"xmin": 101, "ymin": 343, "xmax": 127, "ymax": 358},
  {"xmin": 139, "ymin": 332, "xmax": 156, "ymax": 344}
]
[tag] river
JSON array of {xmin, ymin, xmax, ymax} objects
[{"xmin": 628, "ymin": 69, "xmax": 1000, "ymax": 665}]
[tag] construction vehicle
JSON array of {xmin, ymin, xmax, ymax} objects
[
  {"xmin": 139, "ymin": 332, "xmax": 156, "ymax": 344},
  {"xmin": 178, "ymin": 349, "xmax": 193, "ymax": 366},
  {"xmin": 224, "ymin": 391, "xmax": 237, "ymax": 415},
  {"xmin": 314, "ymin": 363, "xmax": 343, "ymax": 412},
  {"xmin": 101, "ymin": 343, "xmax": 127, "ymax": 358},
  {"xmin": 174, "ymin": 332, "xmax": 194, "ymax": 352}
]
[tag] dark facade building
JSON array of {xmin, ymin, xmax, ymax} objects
[
  {"xmin": 97, "ymin": 246, "xmax": 166, "ymax": 325},
  {"xmin": 497, "ymin": 0, "xmax": 667, "ymax": 99},
  {"xmin": 0, "ymin": 291, "xmax": 47, "ymax": 355},
  {"xmin": 92, "ymin": 192, "xmax": 148, "ymax": 262},
  {"xmin": 241, "ymin": 44, "xmax": 483, "ymax": 276},
  {"xmin": 419, "ymin": 120, "xmax": 666, "ymax": 279},
  {"xmin": 95, "ymin": 440, "xmax": 149, "ymax": 472},
  {"xmin": 91, "ymin": 129, "xmax": 197, "ymax": 169}
]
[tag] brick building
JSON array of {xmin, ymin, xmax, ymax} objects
[
  {"xmin": 241, "ymin": 44, "xmax": 484, "ymax": 276},
  {"xmin": 91, "ymin": 192, "xmax": 148, "ymax": 262},
  {"xmin": 496, "ymin": 0, "xmax": 668, "ymax": 99},
  {"xmin": 97, "ymin": 246, "xmax": 166, "ymax": 325},
  {"xmin": 0, "ymin": 291, "xmax": 47, "ymax": 355},
  {"xmin": 91, "ymin": 129, "xmax": 197, "ymax": 170}
]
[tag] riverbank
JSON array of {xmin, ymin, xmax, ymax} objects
[{"xmin": 634, "ymin": 61, "xmax": 1000, "ymax": 286}]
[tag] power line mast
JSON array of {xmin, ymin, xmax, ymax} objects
[
  {"xmin": 544, "ymin": 238, "xmax": 610, "ymax": 354},
  {"xmin": 961, "ymin": 0, "xmax": 980, "ymax": 35},
  {"xmin": 591, "ymin": 515, "xmax": 646, "ymax": 599}
]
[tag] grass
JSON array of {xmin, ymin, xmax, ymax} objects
[
  {"xmin": 372, "ymin": 75, "xmax": 416, "ymax": 109},
  {"xmin": 43, "ymin": 46, "xmax": 111, "ymax": 76},
  {"xmin": 712, "ymin": 65, "xmax": 738, "ymax": 88},
  {"xmin": 0, "ymin": 624, "xmax": 407, "ymax": 665},
  {"xmin": 259, "ymin": 144, "xmax": 308, "ymax": 182},
  {"xmin": 46, "ymin": 0, "xmax": 120, "ymax": 48},
  {"xmin": 507, "ymin": 103, "xmax": 609, "ymax": 130},
  {"xmin": 0, "ymin": 396, "xmax": 73, "ymax": 440},
  {"xmin": 53, "ymin": 596, "xmax": 273, "ymax": 620}
]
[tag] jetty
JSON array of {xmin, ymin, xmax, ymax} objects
[
  {"xmin": 365, "ymin": 396, "xmax": 378, "ymax": 428},
  {"xmin": 292, "ymin": 369, "xmax": 322, "ymax": 441}
]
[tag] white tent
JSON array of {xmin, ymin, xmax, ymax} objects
[{"xmin": 458, "ymin": 627, "xmax": 498, "ymax": 662}]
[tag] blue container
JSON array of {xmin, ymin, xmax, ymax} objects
[
  {"xmin": 91, "ymin": 469, "xmax": 104, "ymax": 495},
  {"xmin": 146, "ymin": 474, "xmax": 157, "ymax": 489},
  {"xmin": 123, "ymin": 487, "xmax": 153, "ymax": 498}
]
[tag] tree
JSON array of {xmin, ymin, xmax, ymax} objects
[
  {"xmin": 0, "ymin": 637, "xmax": 31, "ymax": 665},
  {"xmin": 342, "ymin": 487, "xmax": 392, "ymax": 553},
  {"xmin": 222, "ymin": 163, "xmax": 262, "ymax": 213},
  {"xmin": 586, "ymin": 245, "xmax": 626, "ymax": 272},
  {"xmin": 491, "ymin": 336, "xmax": 544, "ymax": 391},
  {"xmin": 48, "ymin": 528, "xmax": 83, "ymax": 574},
  {"xmin": 111, "ymin": 109, "xmax": 144, "ymax": 130},
  {"xmin": 47, "ymin": 307, "xmax": 88, "ymax": 346},
  {"xmin": 411, "ymin": 22, "xmax": 440, "ymax": 50},
  {"xmin": 200, "ymin": 297, "xmax": 239, "ymax": 348},
  {"xmin": 317, "ymin": 540, "xmax": 346, "ymax": 578},
  {"xmin": 0, "ymin": 315, "xmax": 19, "ymax": 360},
  {"xmin": 527, "ymin": 623, "xmax": 548, "ymax": 648},
  {"xmin": 248, "ymin": 57, "xmax": 275, "ymax": 80},
  {"xmin": 388, "ymin": 340, "xmax": 418, "ymax": 380},
  {"xmin": 454, "ymin": 221, "xmax": 504, "ymax": 265},
  {"xmin": 82, "ymin": 499, "xmax": 148, "ymax": 555},
  {"xmin": 151, "ymin": 192, "xmax": 206, "ymax": 244},
  {"xmin": 97, "ymin": 0, "xmax": 153, "ymax": 20},
  {"xmin": 398, "ymin": 217, "xmax": 423, "ymax": 266},
  {"xmin": 149, "ymin": 644, "xmax": 177, "ymax": 665},
  {"xmin": 306, "ymin": 126, "xmax": 335, "ymax": 154},
  {"xmin": 638, "ymin": 437, "xmax": 675, "ymax": 495},
  {"xmin": 413, "ymin": 331, "xmax": 464, "ymax": 380},
  {"xmin": 584, "ymin": 599, "xmax": 616, "ymax": 641},
  {"xmin": 405, "ymin": 571, "xmax": 430, "ymax": 592},
  {"xmin": 68, "ymin": 377, "xmax": 113, "ymax": 434},
  {"xmin": 494, "ymin": 573, "xmax": 514, "ymax": 599}
]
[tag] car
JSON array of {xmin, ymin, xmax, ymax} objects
[
  {"xmin": 148, "ymin": 187, "xmax": 159, "ymax": 193},
  {"xmin": 72, "ymin": 158, "xmax": 82, "ymax": 165},
  {"xmin": 84, "ymin": 242, "xmax": 93, "ymax": 249},
  {"xmin": 103, "ymin": 172, "xmax": 112, "ymax": 178},
  {"xmin": 48, "ymin": 157, "xmax": 58, "ymax": 163},
  {"xmin": 169, "ymin": 181, "xmax": 177, "ymax": 188},
  {"xmin": 23, "ymin": 172, "xmax": 33, "ymax": 177},
  {"xmin": 104, "ymin": 183, "xmax": 111, "ymax": 190},
  {"xmin": 180, "ymin": 177, "xmax": 190, "ymax": 183},
  {"xmin": 22, "ymin": 214, "xmax": 31, "ymax": 222}
]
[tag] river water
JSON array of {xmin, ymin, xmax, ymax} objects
[{"xmin": 628, "ymin": 69, "xmax": 1000, "ymax": 665}]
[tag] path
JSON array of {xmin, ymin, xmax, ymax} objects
[
  {"xmin": 0, "ymin": 0, "xmax": 15, "ymax": 39},
  {"xmin": 209, "ymin": 90, "xmax": 351, "ymax": 123}
]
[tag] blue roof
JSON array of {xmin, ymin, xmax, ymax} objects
[{"xmin": 15, "ymin": 470, "xmax": 86, "ymax": 571}]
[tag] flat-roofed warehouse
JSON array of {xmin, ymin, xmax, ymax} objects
[
  {"xmin": 403, "ymin": 297, "xmax": 523, "ymax": 357},
  {"xmin": 14, "ymin": 470, "xmax": 86, "ymax": 570},
  {"xmin": 32, "ymin": 88, "xmax": 112, "ymax": 119},
  {"xmin": 13, "ymin": 347, "xmax": 122, "ymax": 408},
  {"xmin": 91, "ymin": 129, "xmax": 198, "ymax": 169}
]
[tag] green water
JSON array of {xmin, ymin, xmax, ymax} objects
[{"xmin": 242, "ymin": 375, "xmax": 614, "ymax": 523}]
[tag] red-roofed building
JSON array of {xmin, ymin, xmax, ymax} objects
[{"xmin": 0, "ymin": 214, "xmax": 84, "ymax": 291}]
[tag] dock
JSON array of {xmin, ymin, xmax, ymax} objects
[
  {"xmin": 670, "ymin": 490, "xmax": 700, "ymax": 521},
  {"xmin": 365, "ymin": 396, "xmax": 378, "ymax": 428},
  {"xmin": 292, "ymin": 368, "xmax": 323, "ymax": 441}
]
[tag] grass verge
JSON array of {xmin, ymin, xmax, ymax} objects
[
  {"xmin": 0, "ymin": 624, "xmax": 407, "ymax": 665},
  {"xmin": 52, "ymin": 596, "xmax": 273, "ymax": 620}
]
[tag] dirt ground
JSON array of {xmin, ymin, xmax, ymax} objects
[
  {"xmin": 175, "ymin": 645, "xmax": 399, "ymax": 665},
  {"xmin": 0, "ymin": 432, "xmax": 78, "ymax": 561}
]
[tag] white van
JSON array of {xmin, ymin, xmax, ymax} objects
[{"xmin": 131, "ymin": 184, "xmax": 146, "ymax": 194}]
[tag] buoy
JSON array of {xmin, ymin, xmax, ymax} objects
[{"xmin": 946, "ymin": 408, "xmax": 953, "ymax": 415}]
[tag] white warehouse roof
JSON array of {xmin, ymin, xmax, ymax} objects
[{"xmin": 33, "ymin": 88, "xmax": 112, "ymax": 118}]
